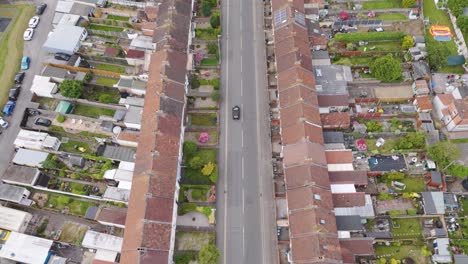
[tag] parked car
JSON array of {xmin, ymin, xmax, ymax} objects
[
  {"xmin": 23, "ymin": 28, "xmax": 34, "ymax": 41},
  {"xmin": 54, "ymin": 53, "xmax": 71, "ymax": 61},
  {"xmin": 28, "ymin": 16, "xmax": 40, "ymax": 28},
  {"xmin": 0, "ymin": 229, "xmax": 10, "ymax": 241},
  {"xmin": 20, "ymin": 56, "xmax": 30, "ymax": 70},
  {"xmin": 14, "ymin": 72, "xmax": 25, "ymax": 84},
  {"xmin": 0, "ymin": 118, "xmax": 8, "ymax": 129},
  {"xmin": 2, "ymin": 101, "xmax": 15, "ymax": 116},
  {"xmin": 368, "ymin": 27, "xmax": 384, "ymax": 32},
  {"xmin": 27, "ymin": 108, "xmax": 41, "ymax": 116},
  {"xmin": 376, "ymin": 138, "xmax": 386, "ymax": 148},
  {"xmin": 232, "ymin": 106, "xmax": 240, "ymax": 120},
  {"xmin": 34, "ymin": 117, "xmax": 52, "ymax": 127},
  {"xmin": 8, "ymin": 87, "xmax": 20, "ymax": 101},
  {"xmin": 36, "ymin": 3, "xmax": 47, "ymax": 15}
]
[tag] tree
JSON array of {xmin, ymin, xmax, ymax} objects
[
  {"xmin": 189, "ymin": 156, "xmax": 204, "ymax": 170},
  {"xmin": 448, "ymin": 0, "xmax": 465, "ymax": 17},
  {"xmin": 427, "ymin": 41, "xmax": 450, "ymax": 70},
  {"xmin": 84, "ymin": 72, "xmax": 93, "ymax": 83},
  {"xmin": 386, "ymin": 171, "xmax": 405, "ymax": 181},
  {"xmin": 370, "ymin": 55, "xmax": 402, "ymax": 82},
  {"xmin": 198, "ymin": 244, "xmax": 220, "ymax": 264},
  {"xmin": 402, "ymin": 0, "xmax": 416, "ymax": 7},
  {"xmin": 207, "ymin": 42, "xmax": 218, "ymax": 55},
  {"xmin": 377, "ymin": 259, "xmax": 387, "ymax": 264},
  {"xmin": 421, "ymin": 246, "xmax": 432, "ymax": 257},
  {"xmin": 202, "ymin": 1, "xmax": 212, "ymax": 17},
  {"xmin": 210, "ymin": 11, "xmax": 220, "ymax": 28},
  {"xmin": 183, "ymin": 141, "xmax": 198, "ymax": 157},
  {"xmin": 457, "ymin": 16, "xmax": 468, "ymax": 34},
  {"xmin": 211, "ymin": 91, "xmax": 220, "ymax": 101},
  {"xmin": 401, "ymin": 35, "xmax": 414, "ymax": 49},
  {"xmin": 202, "ymin": 162, "xmax": 215, "ymax": 176},
  {"xmin": 448, "ymin": 164, "xmax": 468, "ymax": 177},
  {"xmin": 209, "ymin": 166, "xmax": 218, "ymax": 183},
  {"xmin": 398, "ymin": 132, "xmax": 426, "ymax": 149},
  {"xmin": 190, "ymin": 74, "xmax": 200, "ymax": 89},
  {"xmin": 60, "ymin": 80, "xmax": 84, "ymax": 98},
  {"xmin": 56, "ymin": 115, "xmax": 65, "ymax": 123},
  {"xmin": 365, "ymin": 120, "xmax": 383, "ymax": 132},
  {"xmin": 389, "ymin": 259, "xmax": 400, "ymax": 264},
  {"xmin": 99, "ymin": 94, "xmax": 114, "ymax": 103},
  {"xmin": 427, "ymin": 141, "xmax": 461, "ymax": 169},
  {"xmin": 41, "ymin": 155, "xmax": 58, "ymax": 169}
]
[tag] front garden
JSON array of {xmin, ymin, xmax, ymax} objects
[{"xmin": 44, "ymin": 193, "xmax": 98, "ymax": 216}]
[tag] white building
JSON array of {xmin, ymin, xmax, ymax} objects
[
  {"xmin": 0, "ymin": 206, "xmax": 32, "ymax": 233},
  {"xmin": 30, "ymin": 76, "xmax": 58, "ymax": 98},
  {"xmin": 0, "ymin": 232, "xmax": 52, "ymax": 264},
  {"xmin": 12, "ymin": 149, "xmax": 48, "ymax": 168},
  {"xmin": 14, "ymin": 129, "xmax": 61, "ymax": 151},
  {"xmin": 123, "ymin": 106, "xmax": 143, "ymax": 130},
  {"xmin": 82, "ymin": 230, "xmax": 123, "ymax": 263},
  {"xmin": 0, "ymin": 184, "xmax": 32, "ymax": 205},
  {"xmin": 43, "ymin": 26, "xmax": 88, "ymax": 55}
]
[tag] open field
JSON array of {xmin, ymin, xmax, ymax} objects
[{"xmin": 0, "ymin": 5, "xmax": 34, "ymax": 106}]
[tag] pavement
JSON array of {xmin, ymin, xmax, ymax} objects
[
  {"xmin": 216, "ymin": 0, "xmax": 278, "ymax": 263},
  {"xmin": 0, "ymin": 0, "xmax": 58, "ymax": 177}
]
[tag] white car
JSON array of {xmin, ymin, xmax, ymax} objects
[
  {"xmin": 0, "ymin": 118, "xmax": 9, "ymax": 128},
  {"xmin": 28, "ymin": 16, "xmax": 40, "ymax": 28},
  {"xmin": 23, "ymin": 28, "xmax": 34, "ymax": 41}
]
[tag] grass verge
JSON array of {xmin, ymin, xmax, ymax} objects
[
  {"xmin": 88, "ymin": 24, "xmax": 125, "ymax": 32},
  {"xmin": 96, "ymin": 63, "xmax": 125, "ymax": 73},
  {"xmin": 363, "ymin": 0, "xmax": 401, "ymax": 9},
  {"xmin": 96, "ymin": 76, "xmax": 119, "ymax": 86},
  {"xmin": 107, "ymin": 14, "xmax": 129, "ymax": 21},
  {"xmin": 73, "ymin": 104, "xmax": 116, "ymax": 119},
  {"xmin": 190, "ymin": 113, "xmax": 217, "ymax": 126}
]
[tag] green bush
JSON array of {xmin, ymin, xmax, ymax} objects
[
  {"xmin": 178, "ymin": 203, "xmax": 197, "ymax": 215},
  {"xmin": 407, "ymin": 208, "xmax": 417, "ymax": 215},
  {"xmin": 183, "ymin": 141, "xmax": 198, "ymax": 158},
  {"xmin": 202, "ymin": 1, "xmax": 212, "ymax": 16},
  {"xmin": 189, "ymin": 156, "xmax": 204, "ymax": 170},
  {"xmin": 334, "ymin": 31, "xmax": 405, "ymax": 42},
  {"xmin": 207, "ymin": 42, "xmax": 219, "ymax": 55},
  {"xmin": 389, "ymin": 210, "xmax": 403, "ymax": 216},
  {"xmin": 98, "ymin": 94, "xmax": 115, "ymax": 103},
  {"xmin": 191, "ymin": 189, "xmax": 204, "ymax": 200},
  {"xmin": 386, "ymin": 171, "xmax": 405, "ymax": 181},
  {"xmin": 174, "ymin": 252, "xmax": 197, "ymax": 264},
  {"xmin": 211, "ymin": 91, "xmax": 220, "ymax": 101},
  {"xmin": 370, "ymin": 54, "xmax": 402, "ymax": 82},
  {"xmin": 209, "ymin": 166, "xmax": 218, "ymax": 183},
  {"xmin": 56, "ymin": 115, "xmax": 65, "ymax": 123},
  {"xmin": 378, "ymin": 193, "xmax": 393, "ymax": 200},
  {"xmin": 201, "ymin": 206, "xmax": 212, "ymax": 217},
  {"xmin": 190, "ymin": 74, "xmax": 200, "ymax": 89},
  {"xmin": 210, "ymin": 11, "xmax": 220, "ymax": 28},
  {"xmin": 448, "ymin": 164, "xmax": 468, "ymax": 177},
  {"xmin": 84, "ymin": 72, "xmax": 93, "ymax": 83},
  {"xmin": 57, "ymin": 196, "xmax": 72, "ymax": 205}
]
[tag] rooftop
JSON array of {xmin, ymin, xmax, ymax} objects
[
  {"xmin": 0, "ymin": 232, "xmax": 52, "ymax": 264},
  {"xmin": 2, "ymin": 165, "xmax": 39, "ymax": 186},
  {"xmin": 12, "ymin": 149, "xmax": 48, "ymax": 168},
  {"xmin": 100, "ymin": 145, "xmax": 136, "ymax": 162},
  {"xmin": 0, "ymin": 206, "xmax": 32, "ymax": 232},
  {"xmin": 82, "ymin": 230, "xmax": 123, "ymax": 252},
  {"xmin": 323, "ymin": 131, "xmax": 344, "ymax": 144},
  {"xmin": 313, "ymin": 65, "xmax": 352, "ymax": 95},
  {"xmin": 332, "ymin": 192, "xmax": 366, "ymax": 207},
  {"xmin": 335, "ymin": 215, "xmax": 364, "ymax": 231},
  {"xmin": 328, "ymin": 171, "xmax": 368, "ymax": 186},
  {"xmin": 43, "ymin": 26, "xmax": 85, "ymax": 54},
  {"xmin": 320, "ymin": 112, "xmax": 351, "ymax": 129},
  {"xmin": 0, "ymin": 184, "xmax": 29, "ymax": 204},
  {"xmin": 96, "ymin": 207, "xmax": 127, "ymax": 227},
  {"xmin": 124, "ymin": 106, "xmax": 143, "ymax": 126},
  {"xmin": 422, "ymin": 192, "xmax": 445, "ymax": 214}
]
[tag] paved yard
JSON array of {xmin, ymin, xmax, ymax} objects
[
  {"xmin": 369, "ymin": 155, "xmax": 407, "ymax": 172},
  {"xmin": 376, "ymin": 198, "xmax": 414, "ymax": 215},
  {"xmin": 177, "ymin": 211, "xmax": 210, "ymax": 227}
]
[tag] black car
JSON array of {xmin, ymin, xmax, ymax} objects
[
  {"xmin": 232, "ymin": 106, "xmax": 240, "ymax": 120},
  {"xmin": 14, "ymin": 72, "xmax": 25, "ymax": 84},
  {"xmin": 54, "ymin": 53, "xmax": 71, "ymax": 61},
  {"xmin": 27, "ymin": 108, "xmax": 41, "ymax": 116},
  {"xmin": 34, "ymin": 118, "xmax": 52, "ymax": 127},
  {"xmin": 8, "ymin": 87, "xmax": 20, "ymax": 101},
  {"xmin": 36, "ymin": 3, "xmax": 47, "ymax": 15}
]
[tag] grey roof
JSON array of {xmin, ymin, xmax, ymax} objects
[
  {"xmin": 69, "ymin": 155, "xmax": 85, "ymax": 167},
  {"xmin": 41, "ymin": 66, "xmax": 68, "ymax": 79},
  {"xmin": 422, "ymin": 122, "xmax": 435, "ymax": 132},
  {"xmin": 130, "ymin": 36, "xmax": 155, "ymax": 50},
  {"xmin": 413, "ymin": 35, "xmax": 425, "ymax": 43},
  {"xmin": 113, "ymin": 110, "xmax": 126, "ymax": 121},
  {"xmin": 117, "ymin": 78, "xmax": 133, "ymax": 88},
  {"xmin": 412, "ymin": 61, "xmax": 430, "ymax": 80},
  {"xmin": 313, "ymin": 65, "xmax": 352, "ymax": 95},
  {"xmin": 85, "ymin": 206, "xmax": 99, "ymax": 220},
  {"xmin": 2, "ymin": 164, "xmax": 39, "ymax": 186},
  {"xmin": 123, "ymin": 97, "xmax": 145, "ymax": 107},
  {"xmin": 124, "ymin": 106, "xmax": 143, "ymax": 125},
  {"xmin": 434, "ymin": 228, "xmax": 447, "ymax": 237},
  {"xmin": 336, "ymin": 215, "xmax": 364, "ymax": 231},
  {"xmin": 12, "ymin": 149, "xmax": 48, "ymax": 167},
  {"xmin": 70, "ymin": 2, "xmax": 94, "ymax": 17},
  {"xmin": 444, "ymin": 193, "xmax": 458, "ymax": 206},
  {"xmin": 101, "ymin": 120, "xmax": 114, "ymax": 132},
  {"xmin": 430, "ymin": 171, "xmax": 442, "ymax": 183},
  {"xmin": 323, "ymin": 132, "xmax": 345, "ymax": 144},
  {"xmin": 312, "ymin": 50, "xmax": 330, "ymax": 60},
  {"xmin": 422, "ymin": 192, "xmax": 445, "ymax": 215},
  {"xmin": 117, "ymin": 79, "xmax": 147, "ymax": 91},
  {"xmin": 0, "ymin": 184, "xmax": 28, "ymax": 203},
  {"xmin": 101, "ymin": 145, "xmax": 136, "ymax": 162},
  {"xmin": 419, "ymin": 112, "xmax": 432, "ymax": 122},
  {"xmin": 365, "ymin": 232, "xmax": 392, "ymax": 239},
  {"xmin": 43, "ymin": 26, "xmax": 85, "ymax": 54},
  {"xmin": 454, "ymin": 254, "xmax": 468, "ymax": 263},
  {"xmin": 427, "ymin": 130, "xmax": 440, "ymax": 145}
]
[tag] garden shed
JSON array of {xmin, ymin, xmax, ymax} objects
[
  {"xmin": 55, "ymin": 101, "xmax": 73, "ymax": 114},
  {"xmin": 447, "ymin": 55, "xmax": 466, "ymax": 66}
]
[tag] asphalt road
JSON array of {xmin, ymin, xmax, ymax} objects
[
  {"xmin": 216, "ymin": 0, "xmax": 278, "ymax": 263},
  {"xmin": 0, "ymin": 0, "xmax": 57, "ymax": 176}
]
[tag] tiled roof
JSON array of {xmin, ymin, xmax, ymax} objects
[
  {"xmin": 144, "ymin": 6, "xmax": 159, "ymax": 21},
  {"xmin": 318, "ymin": 94, "xmax": 349, "ymax": 107},
  {"xmin": 328, "ymin": 170, "xmax": 368, "ymax": 185},
  {"xmin": 437, "ymin": 93, "xmax": 455, "ymax": 106},
  {"xmin": 321, "ymin": 112, "xmax": 351, "ymax": 129},
  {"xmin": 96, "ymin": 207, "xmax": 127, "ymax": 226},
  {"xmin": 332, "ymin": 192, "xmax": 366, "ymax": 207},
  {"xmin": 274, "ymin": 0, "xmax": 341, "ymax": 262},
  {"xmin": 325, "ymin": 150, "xmax": 353, "ymax": 164},
  {"xmin": 414, "ymin": 95, "xmax": 433, "ymax": 111},
  {"xmin": 126, "ymin": 49, "xmax": 146, "ymax": 59},
  {"xmin": 340, "ymin": 238, "xmax": 374, "ymax": 263},
  {"xmin": 121, "ymin": 0, "xmax": 189, "ymax": 263}
]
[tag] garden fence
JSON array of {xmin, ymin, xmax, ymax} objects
[
  {"xmin": 47, "ymin": 63, "xmax": 122, "ymax": 79},
  {"xmin": 79, "ymin": 54, "xmax": 129, "ymax": 66},
  {"xmin": 107, "ymin": 0, "xmax": 155, "ymax": 8}
]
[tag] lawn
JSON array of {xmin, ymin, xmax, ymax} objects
[
  {"xmin": 459, "ymin": 198, "xmax": 468, "ymax": 217},
  {"xmin": 195, "ymin": 28, "xmax": 220, "ymax": 40},
  {"xmin": 35, "ymin": 96, "xmax": 59, "ymax": 110},
  {"xmin": 59, "ymin": 222, "xmax": 89, "ymax": 245},
  {"xmin": 363, "ymin": 0, "xmax": 401, "ymax": 9},
  {"xmin": 82, "ymin": 85, "xmax": 121, "ymax": 104},
  {"xmin": 200, "ymin": 57, "xmax": 219, "ymax": 66},
  {"xmin": 95, "ymin": 77, "xmax": 119, "ymax": 86},
  {"xmin": 366, "ymin": 138, "xmax": 400, "ymax": 153},
  {"xmin": 386, "ymin": 176, "xmax": 425, "ymax": 193},
  {"xmin": 391, "ymin": 218, "xmax": 422, "ymax": 239},
  {"xmin": 72, "ymin": 104, "xmax": 116, "ymax": 119},
  {"xmin": 423, "ymin": 0, "xmax": 465, "ymax": 73},
  {"xmin": 375, "ymin": 244, "xmax": 427, "ymax": 263},
  {"xmin": 190, "ymin": 113, "xmax": 217, "ymax": 126},
  {"xmin": 106, "ymin": 14, "xmax": 129, "ymax": 21},
  {"xmin": 175, "ymin": 231, "xmax": 215, "ymax": 251},
  {"xmin": 45, "ymin": 194, "xmax": 97, "ymax": 216},
  {"xmin": 333, "ymin": 56, "xmax": 375, "ymax": 66},
  {"xmin": 59, "ymin": 140, "xmax": 93, "ymax": 154},
  {"xmin": 0, "ymin": 5, "xmax": 34, "ymax": 106},
  {"xmin": 95, "ymin": 63, "xmax": 125, "ymax": 74},
  {"xmin": 88, "ymin": 24, "xmax": 125, "ymax": 32},
  {"xmin": 375, "ymin": 13, "xmax": 408, "ymax": 21},
  {"xmin": 358, "ymin": 41, "xmax": 402, "ymax": 52}
]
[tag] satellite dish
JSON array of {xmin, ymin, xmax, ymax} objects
[{"xmin": 112, "ymin": 126, "xmax": 122, "ymax": 134}]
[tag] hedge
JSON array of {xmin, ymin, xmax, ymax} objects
[{"xmin": 334, "ymin": 31, "xmax": 406, "ymax": 42}]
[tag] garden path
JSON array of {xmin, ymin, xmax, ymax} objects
[{"xmin": 176, "ymin": 212, "xmax": 210, "ymax": 227}]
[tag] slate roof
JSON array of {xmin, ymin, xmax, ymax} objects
[
  {"xmin": 335, "ymin": 215, "xmax": 364, "ymax": 231},
  {"xmin": 323, "ymin": 131, "xmax": 344, "ymax": 144},
  {"xmin": 328, "ymin": 170, "xmax": 368, "ymax": 185},
  {"xmin": 422, "ymin": 192, "xmax": 445, "ymax": 215}
]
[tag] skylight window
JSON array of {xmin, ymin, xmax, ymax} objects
[
  {"xmin": 294, "ymin": 10, "xmax": 305, "ymax": 26},
  {"xmin": 274, "ymin": 8, "xmax": 287, "ymax": 26}
]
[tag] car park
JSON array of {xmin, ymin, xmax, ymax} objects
[
  {"xmin": 0, "ymin": 118, "xmax": 8, "ymax": 129},
  {"xmin": 54, "ymin": 53, "xmax": 71, "ymax": 61},
  {"xmin": 8, "ymin": 87, "xmax": 20, "ymax": 101},
  {"xmin": 36, "ymin": 3, "xmax": 47, "ymax": 15},
  {"xmin": 232, "ymin": 106, "xmax": 240, "ymax": 120},
  {"xmin": 14, "ymin": 72, "xmax": 25, "ymax": 84},
  {"xmin": 23, "ymin": 28, "xmax": 34, "ymax": 41},
  {"xmin": 2, "ymin": 101, "xmax": 15, "ymax": 116},
  {"xmin": 34, "ymin": 118, "xmax": 52, "ymax": 127},
  {"xmin": 28, "ymin": 16, "xmax": 40, "ymax": 28},
  {"xmin": 20, "ymin": 56, "xmax": 30, "ymax": 70}
]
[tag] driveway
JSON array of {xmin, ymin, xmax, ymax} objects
[{"xmin": 0, "ymin": 0, "xmax": 58, "ymax": 176}]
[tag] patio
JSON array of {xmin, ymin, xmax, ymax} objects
[{"xmin": 369, "ymin": 155, "xmax": 407, "ymax": 172}]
